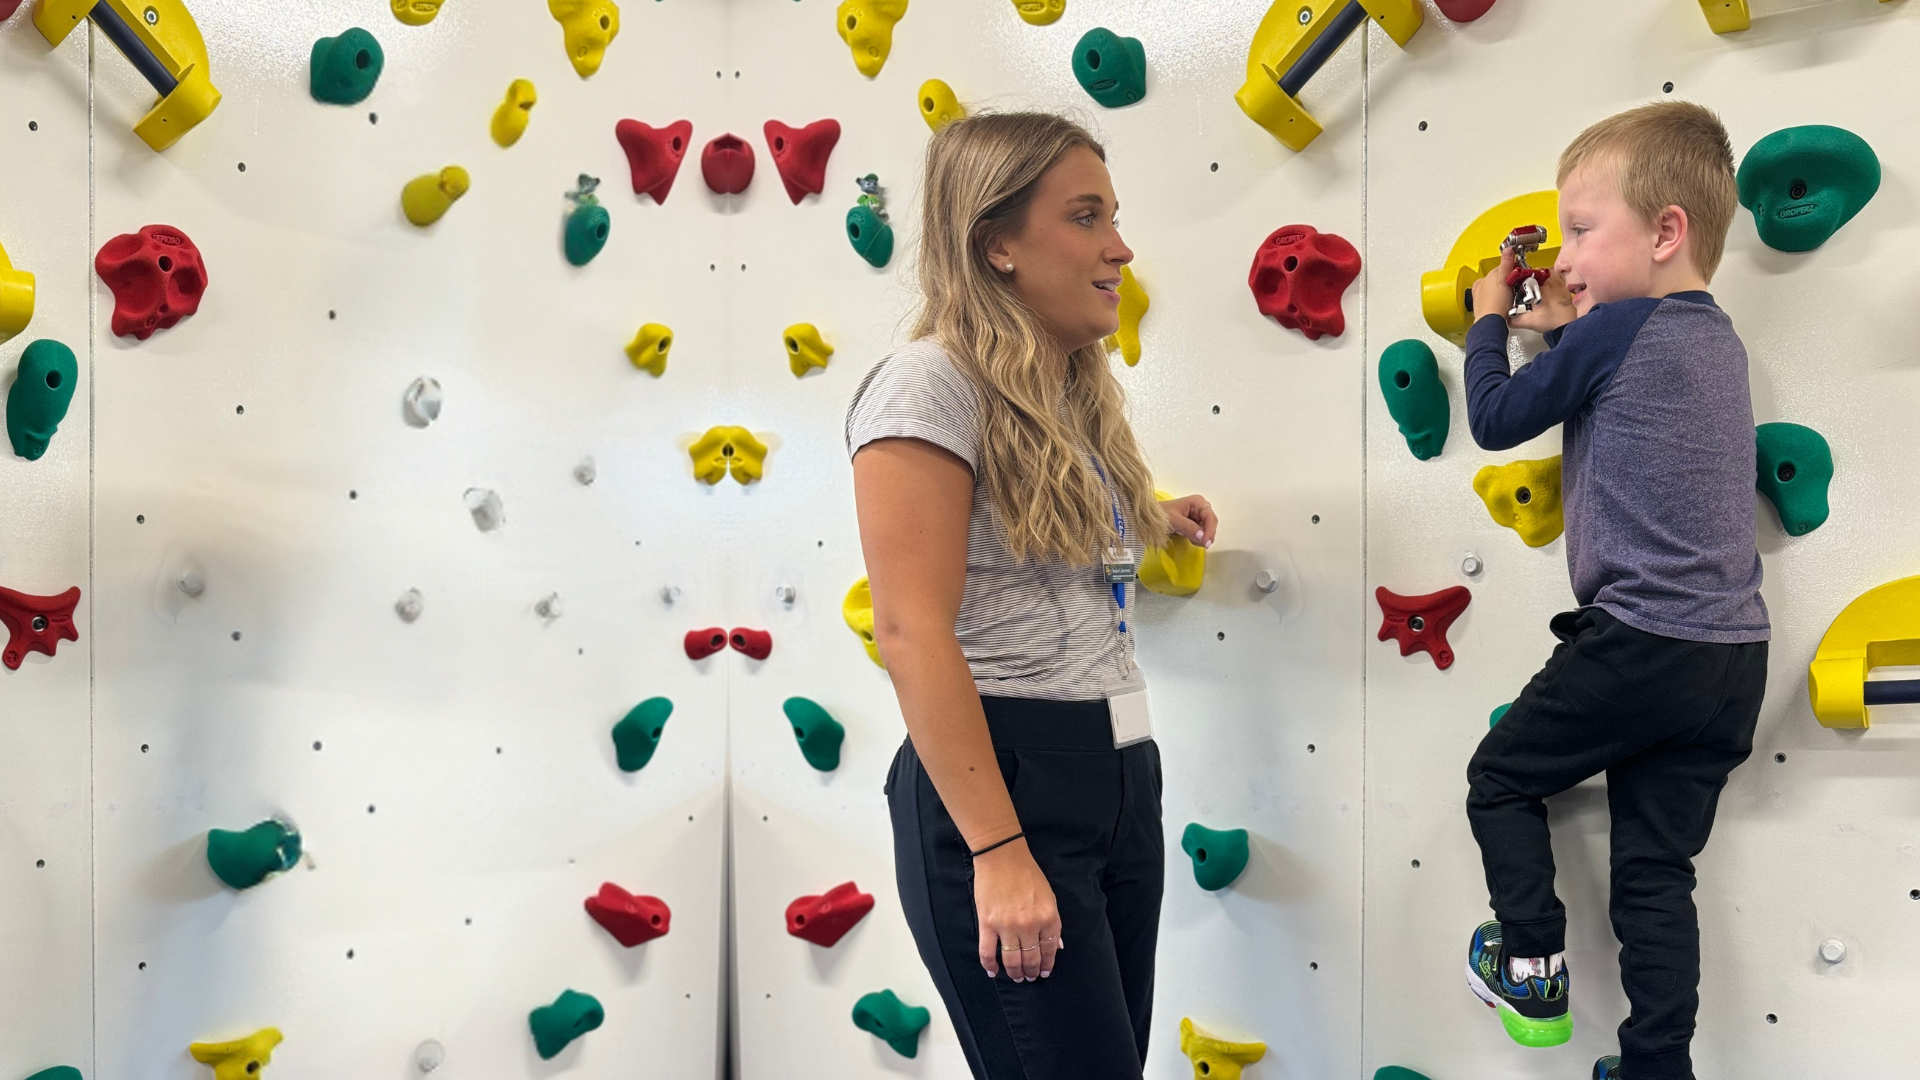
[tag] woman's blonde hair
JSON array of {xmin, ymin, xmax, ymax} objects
[{"xmin": 910, "ymin": 110, "xmax": 1168, "ymax": 565}]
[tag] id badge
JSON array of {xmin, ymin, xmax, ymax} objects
[
  {"xmin": 1101, "ymin": 546, "xmax": 1137, "ymax": 585},
  {"xmin": 1107, "ymin": 688, "xmax": 1153, "ymax": 748}
]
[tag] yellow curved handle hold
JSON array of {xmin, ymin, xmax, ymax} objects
[
  {"xmin": 1809, "ymin": 576, "xmax": 1920, "ymax": 729},
  {"xmin": 190, "ymin": 1027, "xmax": 283, "ymax": 1080},
  {"xmin": 1178, "ymin": 1017, "xmax": 1266, "ymax": 1080},
  {"xmin": 402, "ymin": 166, "xmax": 470, "ymax": 226},
  {"xmin": 782, "ymin": 323, "xmax": 834, "ymax": 378},
  {"xmin": 844, "ymin": 577, "xmax": 886, "ymax": 668},
  {"xmin": 1139, "ymin": 489, "xmax": 1204, "ymax": 597},
  {"xmin": 1420, "ymin": 190, "xmax": 1559, "ymax": 346},
  {"xmin": 491, "ymin": 79, "xmax": 537, "ymax": 147},
  {"xmin": 1236, "ymin": 0, "xmax": 1420, "ymax": 152},
  {"xmin": 1104, "ymin": 265, "xmax": 1149, "ymax": 367},
  {"xmin": 37, "ymin": 0, "xmax": 222, "ymax": 152},
  {"xmin": 918, "ymin": 78, "xmax": 965, "ymax": 132},
  {"xmin": 625, "ymin": 322, "xmax": 673, "ymax": 376},
  {"xmin": 1472, "ymin": 456, "xmax": 1564, "ymax": 548},
  {"xmin": 0, "ymin": 239, "xmax": 36, "ymax": 341},
  {"xmin": 690, "ymin": 426, "xmax": 767, "ymax": 485}
]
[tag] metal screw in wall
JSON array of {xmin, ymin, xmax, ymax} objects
[
  {"xmin": 1461, "ymin": 552, "xmax": 1484, "ymax": 577},
  {"xmin": 1819, "ymin": 939, "xmax": 1846, "ymax": 964}
]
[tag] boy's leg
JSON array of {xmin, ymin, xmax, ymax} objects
[{"xmin": 1607, "ymin": 639, "xmax": 1767, "ymax": 1080}]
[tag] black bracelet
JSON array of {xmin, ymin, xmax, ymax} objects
[{"xmin": 968, "ymin": 831, "xmax": 1025, "ymax": 858}]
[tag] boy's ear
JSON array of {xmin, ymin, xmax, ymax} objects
[{"xmin": 1651, "ymin": 204, "xmax": 1691, "ymax": 266}]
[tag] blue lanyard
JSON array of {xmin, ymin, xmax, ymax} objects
[{"xmin": 1087, "ymin": 454, "xmax": 1129, "ymax": 635}]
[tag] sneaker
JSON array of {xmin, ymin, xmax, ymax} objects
[
  {"xmin": 1593, "ymin": 1056, "xmax": 1623, "ymax": 1079},
  {"xmin": 1464, "ymin": 920, "xmax": 1572, "ymax": 1047}
]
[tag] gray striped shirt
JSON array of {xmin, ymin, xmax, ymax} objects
[{"xmin": 845, "ymin": 339, "xmax": 1145, "ymax": 701}]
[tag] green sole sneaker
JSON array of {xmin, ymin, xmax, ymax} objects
[{"xmin": 1465, "ymin": 921, "xmax": 1572, "ymax": 1048}]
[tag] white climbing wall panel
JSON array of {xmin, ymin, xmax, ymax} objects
[{"xmin": 0, "ymin": 15, "xmax": 94, "ymax": 1080}]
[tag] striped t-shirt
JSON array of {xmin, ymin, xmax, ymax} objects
[{"xmin": 844, "ymin": 338, "xmax": 1145, "ymax": 702}]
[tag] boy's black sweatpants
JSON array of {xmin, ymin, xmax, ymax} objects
[{"xmin": 1467, "ymin": 606, "xmax": 1766, "ymax": 1080}]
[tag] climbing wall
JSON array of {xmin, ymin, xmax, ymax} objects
[{"xmin": 0, "ymin": 18, "xmax": 94, "ymax": 1080}]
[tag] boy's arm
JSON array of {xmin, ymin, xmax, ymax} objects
[{"xmin": 1463, "ymin": 302, "xmax": 1651, "ymax": 452}]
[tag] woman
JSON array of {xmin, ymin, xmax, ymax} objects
[{"xmin": 845, "ymin": 112, "xmax": 1218, "ymax": 1079}]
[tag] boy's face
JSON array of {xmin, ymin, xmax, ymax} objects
[{"xmin": 1554, "ymin": 159, "xmax": 1665, "ymax": 316}]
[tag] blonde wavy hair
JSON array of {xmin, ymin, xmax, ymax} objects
[{"xmin": 910, "ymin": 111, "xmax": 1168, "ymax": 565}]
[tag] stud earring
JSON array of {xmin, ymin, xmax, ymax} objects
[{"xmin": 1003, "ymin": 263, "xmax": 1014, "ymax": 272}]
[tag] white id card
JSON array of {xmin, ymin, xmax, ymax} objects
[{"xmin": 1107, "ymin": 688, "xmax": 1153, "ymax": 748}]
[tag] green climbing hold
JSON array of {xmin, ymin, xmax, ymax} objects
[
  {"xmin": 7, "ymin": 339, "xmax": 77, "ymax": 461},
  {"xmin": 1736, "ymin": 125, "xmax": 1880, "ymax": 252},
  {"xmin": 529, "ymin": 989, "xmax": 604, "ymax": 1060},
  {"xmin": 206, "ymin": 819, "xmax": 301, "ymax": 890},
  {"xmin": 612, "ymin": 697, "xmax": 672, "ymax": 772},
  {"xmin": 1755, "ymin": 422, "xmax": 1833, "ymax": 536},
  {"xmin": 309, "ymin": 28, "xmax": 384, "ymax": 106},
  {"xmin": 1180, "ymin": 823, "xmax": 1250, "ymax": 891},
  {"xmin": 846, "ymin": 206, "xmax": 893, "ymax": 268},
  {"xmin": 1378, "ymin": 339, "xmax": 1449, "ymax": 461},
  {"xmin": 783, "ymin": 697, "xmax": 845, "ymax": 772},
  {"xmin": 23, "ymin": 1068, "xmax": 85, "ymax": 1080},
  {"xmin": 852, "ymin": 989, "xmax": 930, "ymax": 1058},
  {"xmin": 1489, "ymin": 703, "xmax": 1511, "ymax": 729},
  {"xmin": 1072, "ymin": 27, "xmax": 1147, "ymax": 108},
  {"xmin": 563, "ymin": 174, "xmax": 611, "ymax": 267},
  {"xmin": 1373, "ymin": 1068, "xmax": 1436, "ymax": 1080}
]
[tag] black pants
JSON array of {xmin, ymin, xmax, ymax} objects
[
  {"xmin": 1467, "ymin": 607, "xmax": 1766, "ymax": 1080},
  {"xmin": 886, "ymin": 695, "xmax": 1164, "ymax": 1079}
]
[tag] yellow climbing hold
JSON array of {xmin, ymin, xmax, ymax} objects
[
  {"xmin": 550, "ymin": 0, "xmax": 620, "ymax": 78},
  {"xmin": 491, "ymin": 79, "xmax": 537, "ymax": 147},
  {"xmin": 690, "ymin": 426, "xmax": 767, "ymax": 485},
  {"xmin": 836, "ymin": 0, "xmax": 906, "ymax": 78},
  {"xmin": 35, "ymin": 0, "xmax": 223, "ymax": 153},
  {"xmin": 1138, "ymin": 489, "xmax": 1204, "ymax": 596},
  {"xmin": 1104, "ymin": 264, "xmax": 1149, "ymax": 367},
  {"xmin": 1808, "ymin": 575, "xmax": 1920, "ymax": 729},
  {"xmin": 190, "ymin": 1028, "xmax": 283, "ymax": 1080},
  {"xmin": 391, "ymin": 0, "xmax": 444, "ymax": 25},
  {"xmin": 626, "ymin": 323, "xmax": 673, "ymax": 376},
  {"xmin": 1420, "ymin": 190, "xmax": 1560, "ymax": 346},
  {"xmin": 1472, "ymin": 456, "xmax": 1564, "ymax": 548},
  {"xmin": 918, "ymin": 79, "xmax": 965, "ymax": 132},
  {"xmin": 844, "ymin": 577, "xmax": 885, "ymax": 668},
  {"xmin": 1009, "ymin": 0, "xmax": 1065, "ymax": 25},
  {"xmin": 0, "ymin": 238, "xmax": 35, "ymax": 341},
  {"xmin": 783, "ymin": 323, "xmax": 834, "ymax": 378},
  {"xmin": 402, "ymin": 166, "xmax": 470, "ymax": 226},
  {"xmin": 1178, "ymin": 1018, "xmax": 1266, "ymax": 1080}
]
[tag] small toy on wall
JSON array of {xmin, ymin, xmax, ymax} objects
[
  {"xmin": 1073, "ymin": 27, "xmax": 1147, "ymax": 108},
  {"xmin": 786, "ymin": 881, "xmax": 875, "ymax": 946},
  {"xmin": 1500, "ymin": 225, "xmax": 1551, "ymax": 317},
  {"xmin": 206, "ymin": 818, "xmax": 301, "ymax": 890},
  {"xmin": 549, "ymin": 0, "xmax": 619, "ymax": 77},
  {"xmin": 1009, "ymin": 0, "xmax": 1063, "ymax": 25},
  {"xmin": 617, "ymin": 119, "xmax": 694, "ymax": 202},
  {"xmin": 1736, "ymin": 125, "xmax": 1880, "ymax": 253},
  {"xmin": 529, "ymin": 989, "xmax": 603, "ymax": 1059},
  {"xmin": 96, "ymin": 224, "xmax": 206, "ymax": 340},
  {"xmin": 765, "ymin": 119, "xmax": 841, "ymax": 203},
  {"xmin": 1378, "ymin": 339, "xmax": 1449, "ymax": 460},
  {"xmin": 701, "ymin": 134, "xmax": 755, "ymax": 195},
  {"xmin": 1473, "ymin": 456, "xmax": 1564, "ymax": 547},
  {"xmin": 918, "ymin": 79, "xmax": 965, "ymax": 131},
  {"xmin": 189, "ymin": 1028, "xmax": 282, "ymax": 1080},
  {"xmin": 8, "ymin": 339, "xmax": 78, "ymax": 461},
  {"xmin": 35, "ymin": 0, "xmax": 222, "ymax": 151},
  {"xmin": 835, "ymin": 0, "xmax": 906, "ymax": 78},
  {"xmin": 402, "ymin": 376, "xmax": 442, "ymax": 427},
  {"xmin": 852, "ymin": 990, "xmax": 930, "ymax": 1058},
  {"xmin": 585, "ymin": 883, "xmax": 671, "ymax": 945},
  {"xmin": 309, "ymin": 28, "xmax": 383, "ymax": 105},
  {"xmin": 1104, "ymin": 265, "xmax": 1148, "ymax": 367},
  {"xmin": 1375, "ymin": 585, "xmax": 1471, "ymax": 670},
  {"xmin": 0, "ymin": 584, "xmax": 81, "ymax": 669},
  {"xmin": 1180, "ymin": 823, "xmax": 1250, "ymax": 890},
  {"xmin": 1755, "ymin": 422, "xmax": 1833, "ymax": 536},
  {"xmin": 847, "ymin": 174, "xmax": 895, "ymax": 268},
  {"xmin": 1421, "ymin": 191, "xmax": 1560, "ymax": 345},
  {"xmin": 1807, "ymin": 575, "xmax": 1920, "ymax": 728},
  {"xmin": 783, "ymin": 323, "xmax": 834, "ymax": 377},
  {"xmin": 731, "ymin": 627, "xmax": 773, "ymax": 660},
  {"xmin": 402, "ymin": 167, "xmax": 469, "ymax": 226},
  {"xmin": 783, "ymin": 696, "xmax": 845, "ymax": 771},
  {"xmin": 463, "ymin": 487, "xmax": 504, "ymax": 531},
  {"xmin": 690, "ymin": 426, "xmax": 768, "ymax": 485},
  {"xmin": 1236, "ymin": 0, "xmax": 1422, "ymax": 152},
  {"xmin": 0, "ymin": 237, "xmax": 34, "ymax": 341},
  {"xmin": 625, "ymin": 322, "xmax": 673, "ymax": 375},
  {"xmin": 612, "ymin": 697, "xmax": 672, "ymax": 771},
  {"xmin": 843, "ymin": 578, "xmax": 885, "ymax": 668},
  {"xmin": 391, "ymin": 0, "xmax": 442, "ymax": 25},
  {"xmin": 685, "ymin": 627, "xmax": 727, "ymax": 660},
  {"xmin": 562, "ymin": 174, "xmax": 610, "ymax": 266},
  {"xmin": 1178, "ymin": 1018, "xmax": 1266, "ymax": 1080},
  {"xmin": 1248, "ymin": 224, "xmax": 1360, "ymax": 340},
  {"xmin": 490, "ymin": 79, "xmax": 536, "ymax": 147}
]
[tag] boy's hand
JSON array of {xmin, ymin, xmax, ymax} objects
[
  {"xmin": 1507, "ymin": 271, "xmax": 1577, "ymax": 334},
  {"xmin": 1469, "ymin": 249, "xmax": 1517, "ymax": 326}
]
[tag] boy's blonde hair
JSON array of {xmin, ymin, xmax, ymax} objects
[{"xmin": 1558, "ymin": 101, "xmax": 1738, "ymax": 281}]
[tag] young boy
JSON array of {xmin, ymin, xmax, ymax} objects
[{"xmin": 1459, "ymin": 101, "xmax": 1770, "ymax": 1080}]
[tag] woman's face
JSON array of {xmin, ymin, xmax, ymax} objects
[{"xmin": 985, "ymin": 146, "xmax": 1133, "ymax": 353}]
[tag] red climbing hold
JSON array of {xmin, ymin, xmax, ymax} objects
[
  {"xmin": 584, "ymin": 882, "xmax": 672, "ymax": 947},
  {"xmin": 95, "ymin": 225, "xmax": 208, "ymax": 340},
  {"xmin": 786, "ymin": 881, "xmax": 875, "ymax": 947},
  {"xmin": 763, "ymin": 118, "xmax": 841, "ymax": 204},
  {"xmin": 0, "ymin": 0, "xmax": 24, "ymax": 19},
  {"xmin": 701, "ymin": 133, "xmax": 755, "ymax": 195},
  {"xmin": 615, "ymin": 118, "xmax": 694, "ymax": 204},
  {"xmin": 1375, "ymin": 585, "xmax": 1472, "ymax": 670},
  {"xmin": 0, "ymin": 585, "xmax": 81, "ymax": 670},
  {"xmin": 1435, "ymin": 0, "xmax": 1497, "ymax": 20},
  {"xmin": 729, "ymin": 627, "xmax": 772, "ymax": 660},
  {"xmin": 1247, "ymin": 224, "xmax": 1360, "ymax": 341},
  {"xmin": 685, "ymin": 627, "xmax": 728, "ymax": 660}
]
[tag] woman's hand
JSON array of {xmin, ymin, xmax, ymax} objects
[
  {"xmin": 1158, "ymin": 494, "xmax": 1217, "ymax": 547},
  {"xmin": 972, "ymin": 838, "xmax": 1062, "ymax": 982}
]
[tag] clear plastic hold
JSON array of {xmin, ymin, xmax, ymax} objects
[
  {"xmin": 464, "ymin": 488, "xmax": 504, "ymax": 531},
  {"xmin": 535, "ymin": 592, "xmax": 563, "ymax": 620},
  {"xmin": 573, "ymin": 456, "xmax": 597, "ymax": 485},
  {"xmin": 660, "ymin": 585, "xmax": 682, "ymax": 605},
  {"xmin": 1254, "ymin": 570, "xmax": 1280, "ymax": 594},
  {"xmin": 403, "ymin": 377, "xmax": 442, "ymax": 427},
  {"xmin": 774, "ymin": 584, "xmax": 796, "ymax": 604},
  {"xmin": 395, "ymin": 588, "xmax": 424, "ymax": 623},
  {"xmin": 1821, "ymin": 939, "xmax": 1847, "ymax": 964},
  {"xmin": 412, "ymin": 1039, "xmax": 446, "ymax": 1073},
  {"xmin": 177, "ymin": 567, "xmax": 205, "ymax": 597}
]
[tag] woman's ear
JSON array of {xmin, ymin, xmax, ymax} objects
[{"xmin": 982, "ymin": 228, "xmax": 1013, "ymax": 272}]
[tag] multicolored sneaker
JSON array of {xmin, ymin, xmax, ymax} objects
[
  {"xmin": 1465, "ymin": 920, "xmax": 1571, "ymax": 1047},
  {"xmin": 1593, "ymin": 1057, "xmax": 1623, "ymax": 1079}
]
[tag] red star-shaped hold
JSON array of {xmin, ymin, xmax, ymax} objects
[
  {"xmin": 1375, "ymin": 585, "xmax": 1472, "ymax": 670},
  {"xmin": 0, "ymin": 586, "xmax": 81, "ymax": 670}
]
